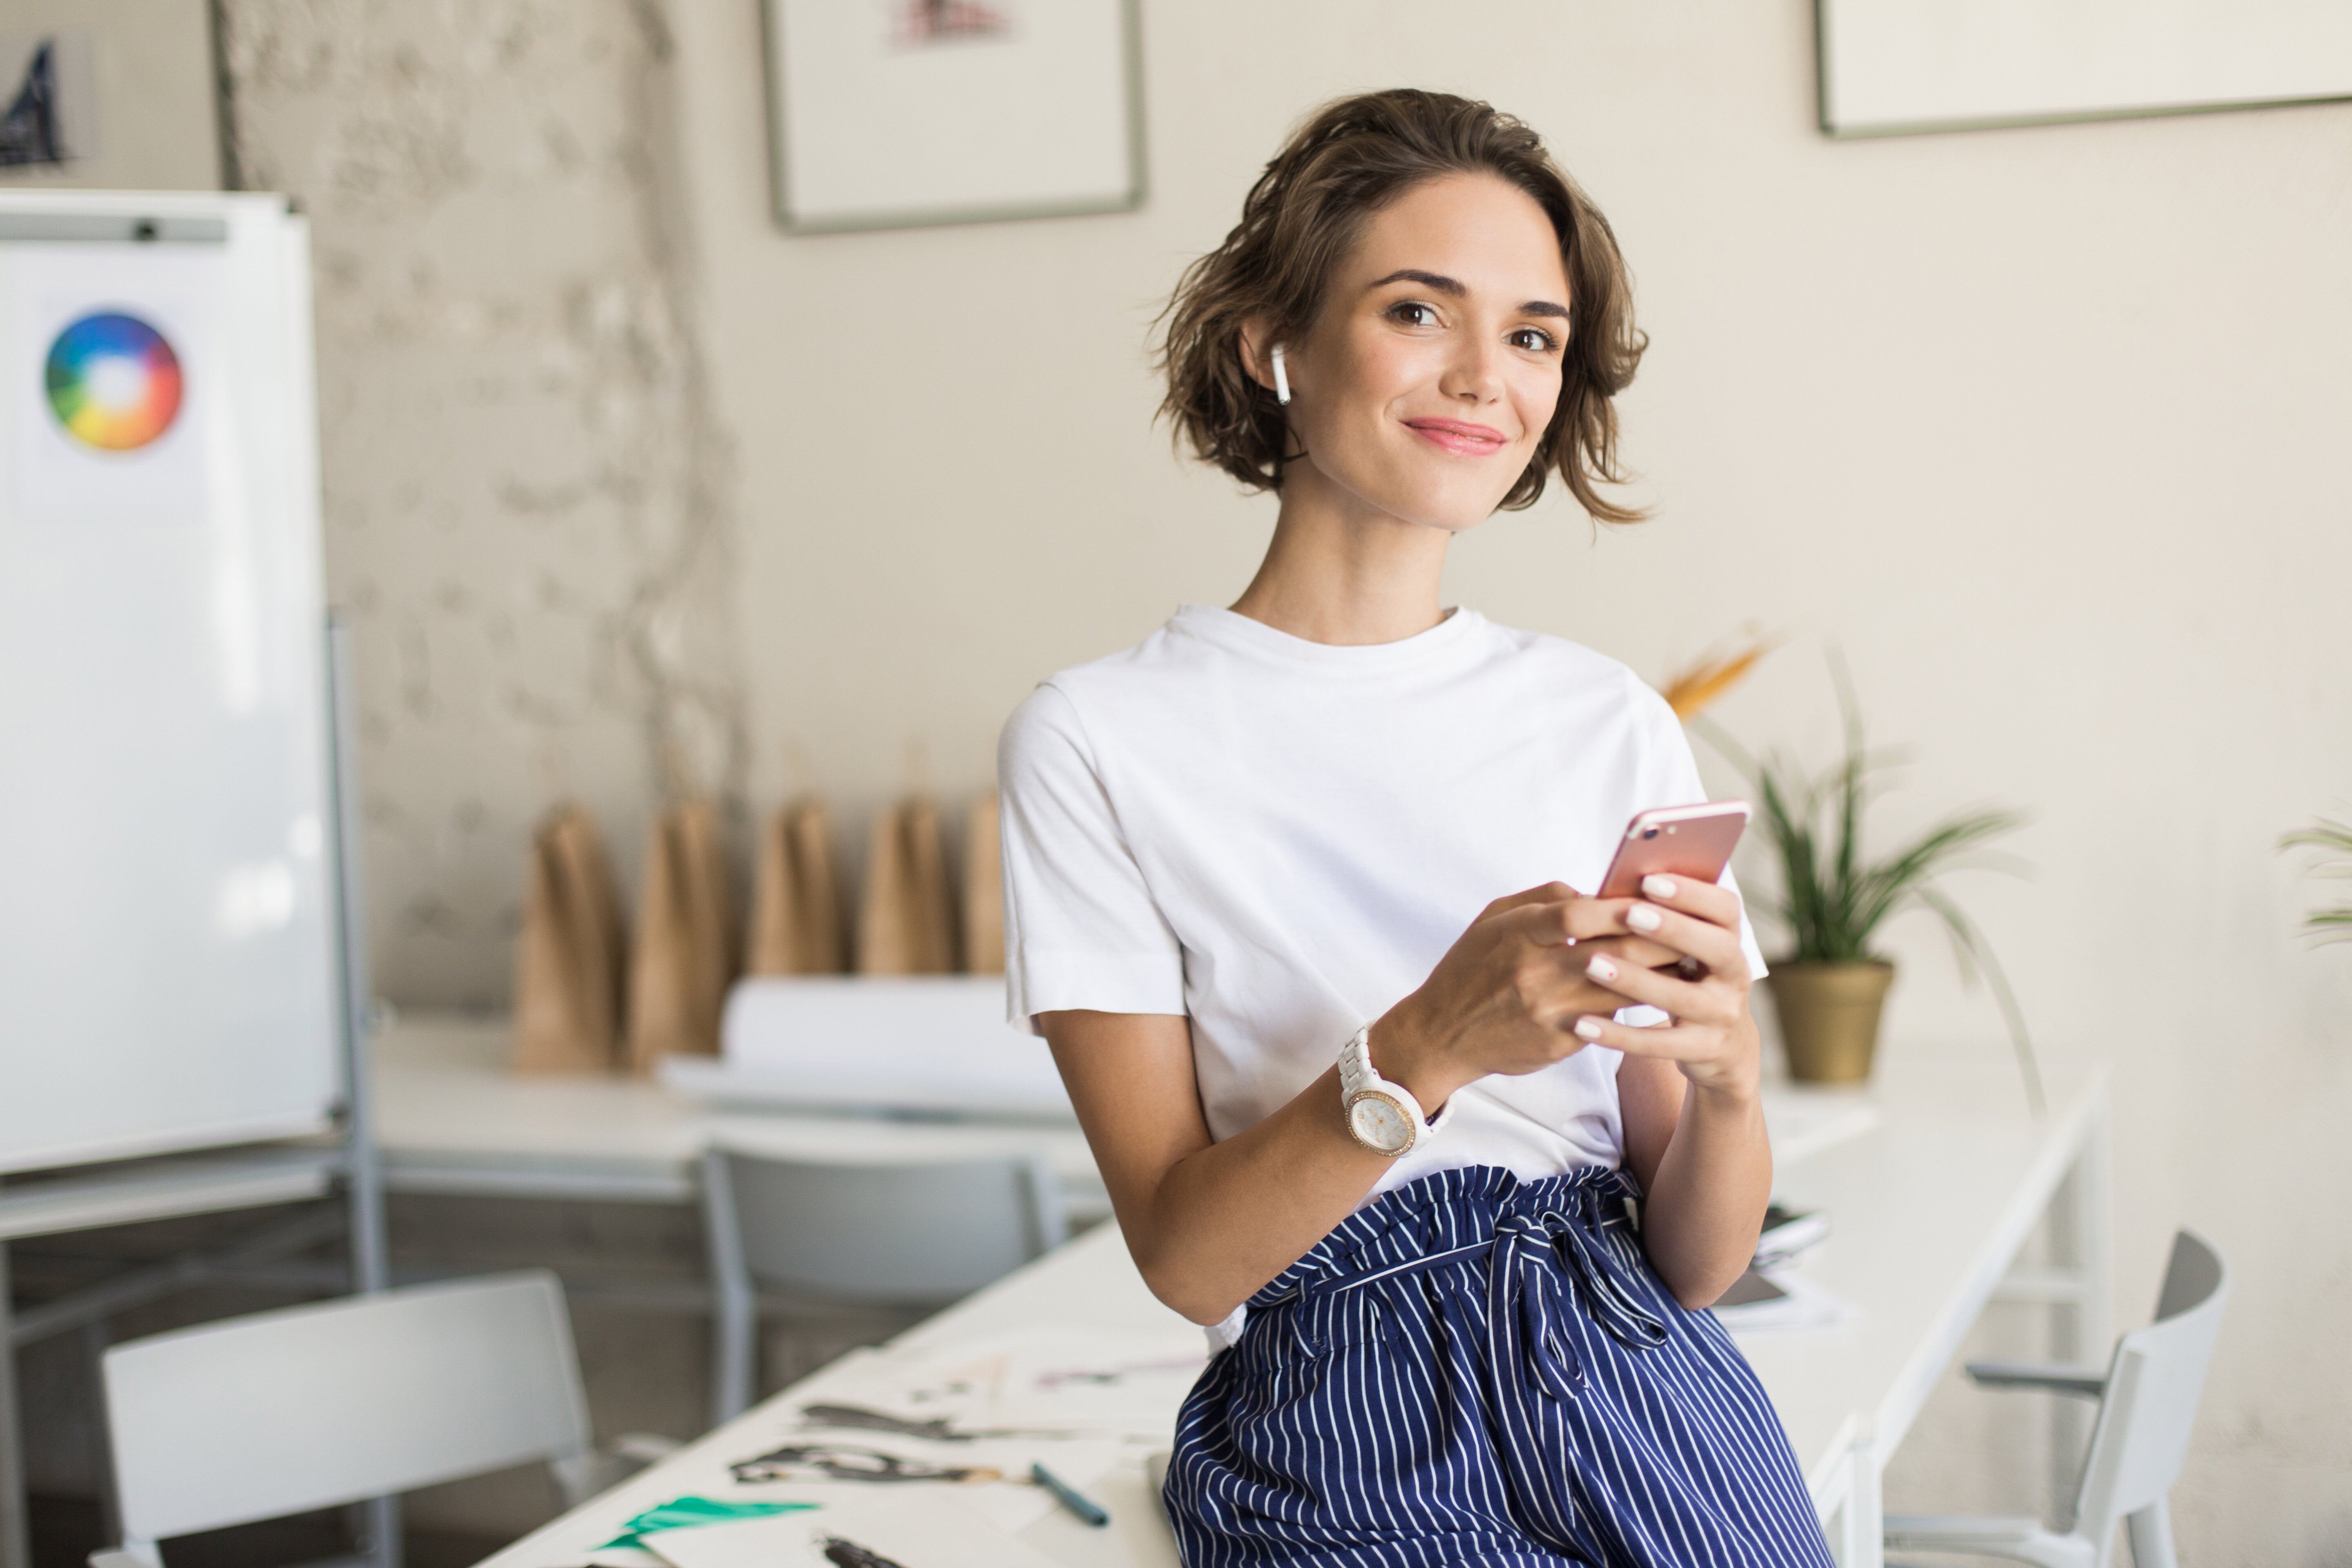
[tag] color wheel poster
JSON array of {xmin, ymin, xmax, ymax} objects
[{"xmin": 12, "ymin": 244, "xmax": 216, "ymax": 524}]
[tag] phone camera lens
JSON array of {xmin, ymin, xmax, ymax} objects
[{"xmin": 1642, "ymin": 827, "xmax": 1659, "ymax": 839}]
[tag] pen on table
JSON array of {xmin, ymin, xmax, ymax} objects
[
  {"xmin": 1031, "ymin": 1461, "xmax": 1111, "ymax": 1528},
  {"xmin": 821, "ymin": 1535, "xmax": 908, "ymax": 1568}
]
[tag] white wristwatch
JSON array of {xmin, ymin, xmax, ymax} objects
[{"xmin": 1339, "ymin": 1025, "xmax": 1454, "ymax": 1157}]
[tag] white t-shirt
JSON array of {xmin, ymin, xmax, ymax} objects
[{"xmin": 997, "ymin": 603, "xmax": 1766, "ymax": 1200}]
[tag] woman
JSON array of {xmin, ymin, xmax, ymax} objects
[{"xmin": 998, "ymin": 90, "xmax": 1833, "ymax": 1567}]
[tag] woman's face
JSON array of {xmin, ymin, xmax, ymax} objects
[{"xmin": 1268, "ymin": 172, "xmax": 1572, "ymax": 534}]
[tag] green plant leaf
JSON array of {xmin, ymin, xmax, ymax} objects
[
  {"xmin": 2279, "ymin": 818, "xmax": 2352, "ymax": 856},
  {"xmin": 2279, "ymin": 816, "xmax": 2352, "ymax": 941}
]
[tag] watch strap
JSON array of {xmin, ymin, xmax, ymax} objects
[{"xmin": 1339, "ymin": 1026, "xmax": 1456, "ymax": 1135}]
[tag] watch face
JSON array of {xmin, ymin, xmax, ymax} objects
[{"xmin": 1348, "ymin": 1093, "xmax": 1414, "ymax": 1155}]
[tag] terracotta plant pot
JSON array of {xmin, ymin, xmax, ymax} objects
[{"xmin": 1766, "ymin": 961, "xmax": 1896, "ymax": 1085}]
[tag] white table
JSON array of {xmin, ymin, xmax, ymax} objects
[
  {"xmin": 1746, "ymin": 1054, "xmax": 2109, "ymax": 1565},
  {"xmin": 372, "ymin": 1016, "xmax": 1108, "ymax": 1216},
  {"xmin": 468, "ymin": 1048, "xmax": 2107, "ymax": 1568},
  {"xmin": 479, "ymin": 1219, "xmax": 1194, "ymax": 1568}
]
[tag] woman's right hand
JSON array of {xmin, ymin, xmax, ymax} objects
[{"xmin": 1371, "ymin": 882, "xmax": 1679, "ymax": 1111}]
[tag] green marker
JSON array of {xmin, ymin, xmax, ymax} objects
[{"xmin": 1031, "ymin": 1462, "xmax": 1110, "ymax": 1528}]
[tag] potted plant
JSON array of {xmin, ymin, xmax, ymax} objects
[
  {"xmin": 1680, "ymin": 656, "xmax": 2041, "ymax": 1109},
  {"xmin": 2280, "ymin": 816, "xmax": 2352, "ymax": 942}
]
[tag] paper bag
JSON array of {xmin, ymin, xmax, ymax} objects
[
  {"xmin": 512, "ymin": 804, "xmax": 626, "ymax": 1074},
  {"xmin": 856, "ymin": 795, "xmax": 959, "ymax": 974},
  {"xmin": 963, "ymin": 790, "xmax": 1004, "ymax": 973},
  {"xmin": 627, "ymin": 798, "xmax": 737, "ymax": 1070},
  {"xmin": 746, "ymin": 796, "xmax": 846, "ymax": 975}
]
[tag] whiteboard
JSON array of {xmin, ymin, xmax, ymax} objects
[
  {"xmin": 1819, "ymin": 0, "xmax": 2352, "ymax": 136},
  {"xmin": 0, "ymin": 192, "xmax": 341, "ymax": 1174}
]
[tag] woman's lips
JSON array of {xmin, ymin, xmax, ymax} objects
[{"xmin": 1402, "ymin": 417, "xmax": 1508, "ymax": 457}]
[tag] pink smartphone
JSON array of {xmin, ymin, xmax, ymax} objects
[{"xmin": 1597, "ymin": 801, "xmax": 1750, "ymax": 899}]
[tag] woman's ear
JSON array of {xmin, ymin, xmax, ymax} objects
[{"xmin": 1238, "ymin": 321, "xmax": 1284, "ymax": 398}]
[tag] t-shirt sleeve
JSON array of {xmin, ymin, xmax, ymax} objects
[
  {"xmin": 1627, "ymin": 670, "xmax": 1771, "ymax": 984},
  {"xmin": 996, "ymin": 682, "xmax": 1187, "ymax": 1034}
]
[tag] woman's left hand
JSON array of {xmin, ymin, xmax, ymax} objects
[{"xmin": 1568, "ymin": 873, "xmax": 1760, "ymax": 1099}]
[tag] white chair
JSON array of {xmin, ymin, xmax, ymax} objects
[
  {"xmin": 91, "ymin": 1271, "xmax": 607, "ymax": 1568},
  {"xmin": 1885, "ymin": 1228, "xmax": 2230, "ymax": 1568},
  {"xmin": 702, "ymin": 1144, "xmax": 1067, "ymax": 1425}
]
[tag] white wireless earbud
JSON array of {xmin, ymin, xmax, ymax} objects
[{"xmin": 1270, "ymin": 342, "xmax": 1292, "ymax": 406}]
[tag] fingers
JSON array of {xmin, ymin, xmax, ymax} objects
[
  {"xmin": 1577, "ymin": 948, "xmax": 1733, "ymax": 1022},
  {"xmin": 1504, "ymin": 908, "xmax": 1682, "ymax": 975},
  {"xmin": 1619, "ymin": 899, "xmax": 1747, "ymax": 980},
  {"xmin": 1630, "ymin": 872, "xmax": 1740, "ymax": 931},
  {"xmin": 1512, "ymin": 892, "xmax": 1744, "ymax": 977},
  {"xmin": 1480, "ymin": 882, "xmax": 1581, "ymax": 920},
  {"xmin": 1568, "ymin": 1011, "xmax": 1717, "ymax": 1062}
]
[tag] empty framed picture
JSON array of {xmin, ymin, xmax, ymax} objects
[
  {"xmin": 1818, "ymin": 0, "xmax": 2352, "ymax": 138},
  {"xmin": 765, "ymin": 0, "xmax": 1145, "ymax": 234}
]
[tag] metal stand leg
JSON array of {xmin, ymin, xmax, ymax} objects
[
  {"xmin": 2046, "ymin": 1103, "xmax": 2113, "ymax": 1520},
  {"xmin": 0, "ymin": 1244, "xmax": 29, "ymax": 1568},
  {"xmin": 82, "ymin": 1321, "xmax": 119, "ymax": 1547},
  {"xmin": 328, "ymin": 617, "xmax": 388, "ymax": 1303},
  {"xmin": 330, "ymin": 614, "xmax": 396, "ymax": 1568}
]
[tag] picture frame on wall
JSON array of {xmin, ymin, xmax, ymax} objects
[
  {"xmin": 764, "ymin": 0, "xmax": 1145, "ymax": 235},
  {"xmin": 1817, "ymin": 0, "xmax": 2352, "ymax": 138},
  {"xmin": 0, "ymin": 0, "xmax": 225, "ymax": 192}
]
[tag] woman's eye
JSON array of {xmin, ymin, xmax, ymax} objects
[
  {"xmin": 1388, "ymin": 301, "xmax": 1439, "ymax": 327},
  {"xmin": 1510, "ymin": 327, "xmax": 1559, "ymax": 353}
]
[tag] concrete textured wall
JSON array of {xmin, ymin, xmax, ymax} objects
[
  {"xmin": 220, "ymin": 0, "xmax": 745, "ymax": 1008},
  {"xmin": 207, "ymin": 0, "xmax": 2352, "ymax": 1557}
]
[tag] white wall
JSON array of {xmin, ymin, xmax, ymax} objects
[{"xmin": 655, "ymin": 0, "xmax": 2352, "ymax": 1554}]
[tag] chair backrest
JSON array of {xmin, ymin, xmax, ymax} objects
[
  {"xmin": 704, "ymin": 1145, "xmax": 1067, "ymax": 1305},
  {"xmin": 2069, "ymin": 1229, "xmax": 2229, "ymax": 1540},
  {"xmin": 103, "ymin": 1270, "xmax": 592, "ymax": 1546}
]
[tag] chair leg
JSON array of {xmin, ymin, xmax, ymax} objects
[
  {"xmin": 2126, "ymin": 1499, "xmax": 2175, "ymax": 1568},
  {"xmin": 362, "ymin": 1494, "xmax": 403, "ymax": 1568},
  {"xmin": 702, "ymin": 1151, "xmax": 758, "ymax": 1428},
  {"xmin": 711, "ymin": 1276, "xmax": 756, "ymax": 1428}
]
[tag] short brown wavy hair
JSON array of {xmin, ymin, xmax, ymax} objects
[{"xmin": 1158, "ymin": 89, "xmax": 1647, "ymax": 522}]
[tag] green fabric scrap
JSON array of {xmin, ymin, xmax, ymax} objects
[{"xmin": 600, "ymin": 1494, "xmax": 818, "ymax": 1549}]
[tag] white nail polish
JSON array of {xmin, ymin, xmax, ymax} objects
[
  {"xmin": 1586, "ymin": 955, "xmax": 1618, "ymax": 982},
  {"xmin": 1625, "ymin": 904, "xmax": 1663, "ymax": 933},
  {"xmin": 1642, "ymin": 874, "xmax": 1678, "ymax": 900},
  {"xmin": 1573, "ymin": 1015, "xmax": 1606, "ymax": 1040}
]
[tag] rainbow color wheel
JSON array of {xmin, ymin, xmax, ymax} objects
[{"xmin": 44, "ymin": 311, "xmax": 185, "ymax": 452}]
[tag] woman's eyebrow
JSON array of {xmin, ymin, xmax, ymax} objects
[
  {"xmin": 1368, "ymin": 269, "xmax": 1569, "ymax": 320},
  {"xmin": 1368, "ymin": 268, "xmax": 1465, "ymax": 295}
]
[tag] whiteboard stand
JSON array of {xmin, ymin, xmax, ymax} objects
[
  {"xmin": 0, "ymin": 617, "xmax": 392, "ymax": 1568},
  {"xmin": 327, "ymin": 613, "xmax": 402, "ymax": 1568}
]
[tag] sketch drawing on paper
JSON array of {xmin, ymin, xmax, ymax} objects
[
  {"xmin": 0, "ymin": 34, "xmax": 90, "ymax": 168},
  {"xmin": 0, "ymin": 39, "xmax": 64, "ymax": 167}
]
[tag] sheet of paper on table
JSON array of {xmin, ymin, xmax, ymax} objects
[
  {"xmin": 648, "ymin": 1490, "xmax": 1062, "ymax": 1568},
  {"xmin": 700, "ymin": 1325, "xmax": 1207, "ymax": 1537}
]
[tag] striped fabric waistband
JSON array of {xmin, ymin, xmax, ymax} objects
[{"xmin": 1252, "ymin": 1163, "xmax": 1668, "ymax": 1355}]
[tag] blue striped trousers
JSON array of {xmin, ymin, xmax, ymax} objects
[{"xmin": 1163, "ymin": 1164, "xmax": 1835, "ymax": 1567}]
